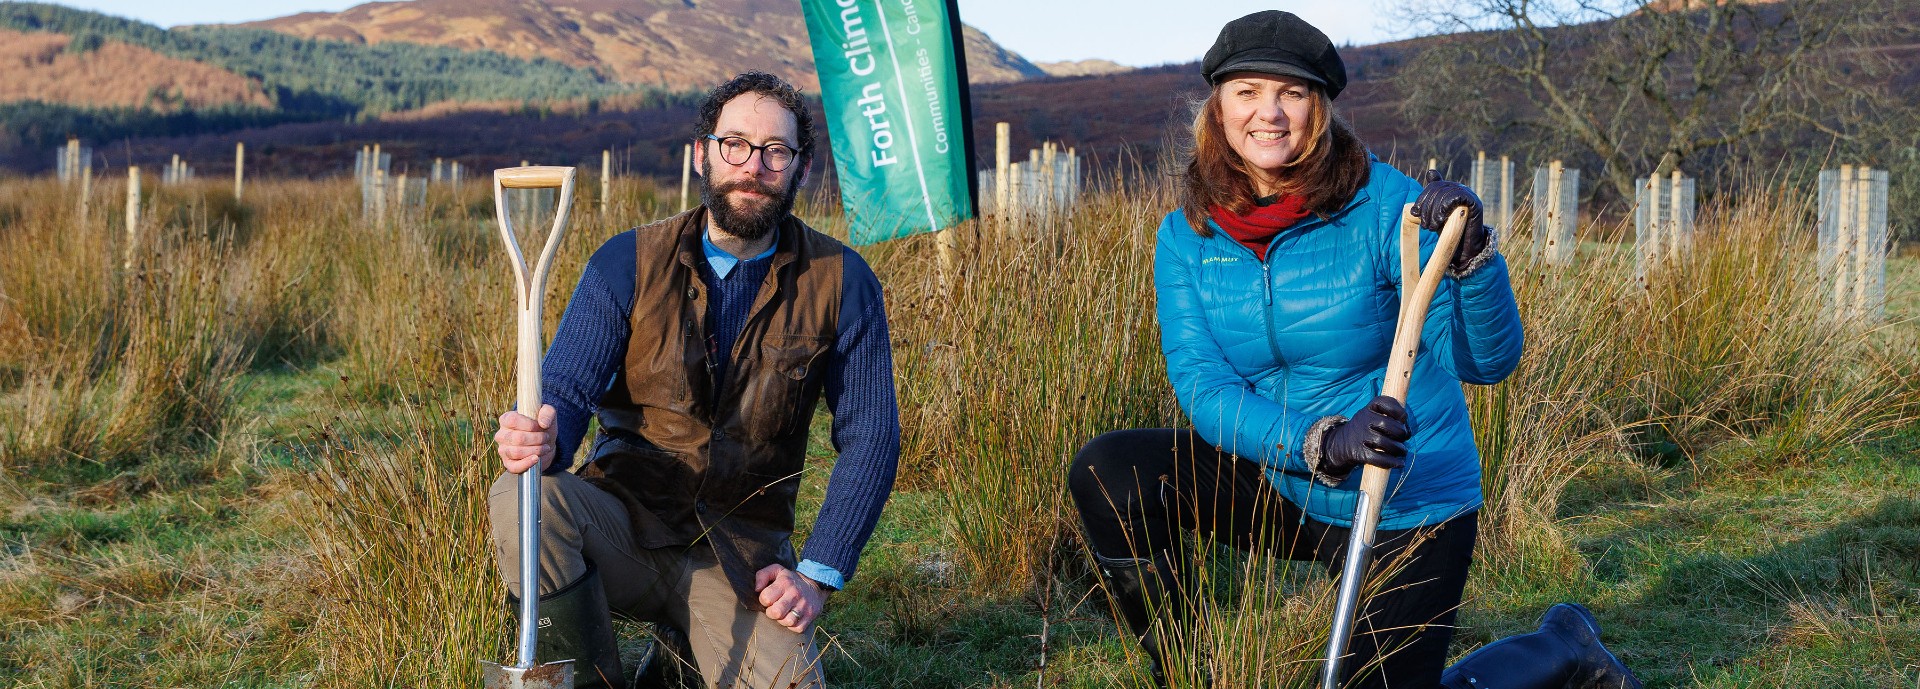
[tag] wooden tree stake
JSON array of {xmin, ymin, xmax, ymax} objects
[
  {"xmin": 1851, "ymin": 167, "xmax": 1874, "ymax": 318},
  {"xmin": 1545, "ymin": 160, "xmax": 1564, "ymax": 257},
  {"xmin": 124, "ymin": 166, "xmax": 140, "ymax": 271},
  {"xmin": 1499, "ymin": 155, "xmax": 1512, "ymax": 231},
  {"xmin": 995, "ymin": 122, "xmax": 1010, "ymax": 224},
  {"xmin": 77, "ymin": 159, "xmax": 91, "ymax": 220},
  {"xmin": 234, "ymin": 142, "xmax": 245, "ymax": 200},
  {"xmin": 1832, "ymin": 165, "xmax": 1854, "ymax": 313},
  {"xmin": 680, "ymin": 143, "xmax": 693, "ymax": 213},
  {"xmin": 601, "ymin": 149, "xmax": 612, "ymax": 215}
]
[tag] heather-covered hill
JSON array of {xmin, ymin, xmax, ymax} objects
[{"xmin": 233, "ymin": 0, "xmax": 1048, "ymax": 90}]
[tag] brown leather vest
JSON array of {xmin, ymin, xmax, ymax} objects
[{"xmin": 578, "ymin": 207, "xmax": 843, "ymax": 608}]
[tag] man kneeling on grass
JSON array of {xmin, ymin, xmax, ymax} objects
[{"xmin": 488, "ymin": 71, "xmax": 900, "ymax": 689}]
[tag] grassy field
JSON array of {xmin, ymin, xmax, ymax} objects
[{"xmin": 1, "ymin": 172, "xmax": 1916, "ymax": 688}]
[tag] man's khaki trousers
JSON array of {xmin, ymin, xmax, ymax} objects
[{"xmin": 488, "ymin": 471, "xmax": 825, "ymax": 688}]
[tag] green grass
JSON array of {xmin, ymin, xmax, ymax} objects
[
  {"xmin": 1457, "ymin": 430, "xmax": 1920, "ymax": 687},
  {"xmin": 0, "ymin": 366, "xmax": 324, "ymax": 686}
]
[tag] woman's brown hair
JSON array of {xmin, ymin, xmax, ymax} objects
[{"xmin": 1179, "ymin": 84, "xmax": 1372, "ymax": 235}]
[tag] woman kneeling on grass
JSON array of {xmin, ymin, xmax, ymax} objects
[{"xmin": 1068, "ymin": 11, "xmax": 1643, "ymax": 689}]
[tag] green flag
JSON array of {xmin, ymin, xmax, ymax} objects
[{"xmin": 801, "ymin": 0, "xmax": 976, "ymax": 245}]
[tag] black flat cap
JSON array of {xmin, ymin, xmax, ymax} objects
[{"xmin": 1202, "ymin": 10, "xmax": 1348, "ymax": 100}]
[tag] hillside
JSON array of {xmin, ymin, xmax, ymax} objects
[
  {"xmin": 1034, "ymin": 59, "xmax": 1133, "ymax": 78},
  {"xmin": 0, "ymin": 2, "xmax": 626, "ymax": 115},
  {"xmin": 0, "ymin": 27, "xmax": 271, "ymax": 110},
  {"xmin": 0, "ymin": 2, "xmax": 642, "ymax": 157},
  {"xmin": 234, "ymin": 0, "xmax": 1046, "ymax": 90}
]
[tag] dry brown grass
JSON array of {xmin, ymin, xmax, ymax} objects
[
  {"xmin": 0, "ymin": 178, "xmax": 252, "ymax": 473},
  {"xmin": 873, "ymin": 178, "xmax": 1180, "ymax": 594}
]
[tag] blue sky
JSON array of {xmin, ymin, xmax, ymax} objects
[{"xmin": 44, "ymin": 1, "xmax": 1402, "ymax": 67}]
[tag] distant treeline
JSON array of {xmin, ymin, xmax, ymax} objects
[
  {"xmin": 0, "ymin": 2, "xmax": 637, "ymax": 156},
  {"xmin": 0, "ymin": 100, "xmax": 312, "ymax": 156}
]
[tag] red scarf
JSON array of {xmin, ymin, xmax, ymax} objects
[{"xmin": 1209, "ymin": 196, "xmax": 1312, "ymax": 261}]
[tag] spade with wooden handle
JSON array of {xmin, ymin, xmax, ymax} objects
[
  {"xmin": 1319, "ymin": 204, "xmax": 1471, "ymax": 689},
  {"xmin": 482, "ymin": 166, "xmax": 578, "ymax": 689}
]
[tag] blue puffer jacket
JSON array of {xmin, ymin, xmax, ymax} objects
[{"xmin": 1155, "ymin": 161, "xmax": 1524, "ymax": 531}]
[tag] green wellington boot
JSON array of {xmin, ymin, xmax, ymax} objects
[{"xmin": 508, "ymin": 562, "xmax": 627, "ymax": 689}]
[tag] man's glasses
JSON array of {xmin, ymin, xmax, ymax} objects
[{"xmin": 705, "ymin": 134, "xmax": 801, "ymax": 172}]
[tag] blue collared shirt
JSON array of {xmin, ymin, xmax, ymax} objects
[{"xmin": 701, "ymin": 229, "xmax": 777, "ymax": 279}]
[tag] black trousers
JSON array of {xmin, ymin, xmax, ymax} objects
[{"xmin": 1068, "ymin": 428, "xmax": 1478, "ymax": 689}]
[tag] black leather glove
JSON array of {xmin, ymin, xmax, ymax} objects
[
  {"xmin": 1317, "ymin": 395, "xmax": 1412, "ymax": 481},
  {"xmin": 1412, "ymin": 170, "xmax": 1490, "ymax": 272}
]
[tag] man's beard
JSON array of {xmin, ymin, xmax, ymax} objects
[{"xmin": 699, "ymin": 158, "xmax": 798, "ymax": 242}]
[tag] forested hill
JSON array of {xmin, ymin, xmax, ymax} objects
[
  {"xmin": 0, "ymin": 2, "xmax": 634, "ymax": 157},
  {"xmin": 0, "ymin": 2, "xmax": 627, "ymax": 113}
]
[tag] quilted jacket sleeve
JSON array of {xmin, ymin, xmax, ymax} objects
[
  {"xmin": 1383, "ymin": 174, "xmax": 1526, "ymax": 385},
  {"xmin": 1427, "ymin": 244, "xmax": 1524, "ymax": 384},
  {"xmin": 1155, "ymin": 217, "xmax": 1320, "ymax": 473}
]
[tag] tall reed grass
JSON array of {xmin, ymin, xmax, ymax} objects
[
  {"xmin": 877, "ymin": 170, "xmax": 1180, "ymax": 593},
  {"xmin": 0, "ymin": 172, "xmax": 679, "ymax": 684},
  {"xmin": 295, "ymin": 390, "xmax": 510, "ymax": 685},
  {"xmin": 0, "ymin": 179, "xmax": 254, "ymax": 476},
  {"xmin": 872, "ymin": 171, "xmax": 1918, "ymax": 683},
  {"xmin": 1478, "ymin": 182, "xmax": 1920, "ymax": 563}
]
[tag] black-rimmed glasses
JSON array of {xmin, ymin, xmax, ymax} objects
[{"xmin": 705, "ymin": 134, "xmax": 801, "ymax": 172}]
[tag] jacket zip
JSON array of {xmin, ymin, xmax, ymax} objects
[
  {"xmin": 1260, "ymin": 259, "xmax": 1286, "ymax": 368},
  {"xmin": 1262, "ymin": 249, "xmax": 1293, "ymax": 467}
]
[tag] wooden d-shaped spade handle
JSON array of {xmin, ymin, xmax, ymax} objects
[
  {"xmin": 493, "ymin": 166, "xmax": 577, "ymax": 411},
  {"xmin": 491, "ymin": 165, "xmax": 577, "ymax": 672}
]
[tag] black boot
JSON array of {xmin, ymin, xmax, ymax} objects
[
  {"xmin": 508, "ymin": 562, "xmax": 627, "ymax": 689},
  {"xmin": 1096, "ymin": 553, "xmax": 1198, "ymax": 688},
  {"xmin": 631, "ymin": 623, "xmax": 700, "ymax": 689},
  {"xmin": 1439, "ymin": 603, "xmax": 1642, "ymax": 689}
]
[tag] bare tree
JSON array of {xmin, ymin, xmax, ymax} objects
[{"xmin": 1393, "ymin": 0, "xmax": 1894, "ymax": 203}]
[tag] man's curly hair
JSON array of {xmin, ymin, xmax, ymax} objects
[{"xmin": 695, "ymin": 71, "xmax": 816, "ymax": 165}]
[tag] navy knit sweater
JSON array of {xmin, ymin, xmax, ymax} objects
[{"xmin": 539, "ymin": 225, "xmax": 900, "ymax": 590}]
